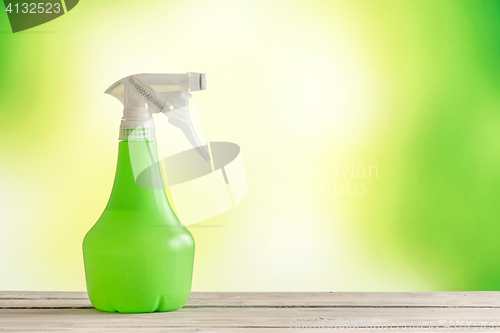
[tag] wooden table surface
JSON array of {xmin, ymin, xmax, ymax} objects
[{"xmin": 1, "ymin": 291, "xmax": 500, "ymax": 332}]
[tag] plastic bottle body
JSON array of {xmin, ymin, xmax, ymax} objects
[{"xmin": 83, "ymin": 141, "xmax": 194, "ymax": 313}]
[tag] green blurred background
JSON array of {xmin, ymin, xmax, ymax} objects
[{"xmin": 0, "ymin": 0, "xmax": 499, "ymax": 291}]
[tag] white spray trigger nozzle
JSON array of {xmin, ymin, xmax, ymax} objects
[{"xmin": 105, "ymin": 73, "xmax": 210, "ymax": 161}]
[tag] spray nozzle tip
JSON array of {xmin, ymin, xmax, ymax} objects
[{"xmin": 189, "ymin": 73, "xmax": 206, "ymax": 91}]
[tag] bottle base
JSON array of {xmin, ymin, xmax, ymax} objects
[{"xmin": 89, "ymin": 293, "xmax": 189, "ymax": 313}]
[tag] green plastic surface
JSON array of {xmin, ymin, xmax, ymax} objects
[{"xmin": 83, "ymin": 141, "xmax": 195, "ymax": 313}]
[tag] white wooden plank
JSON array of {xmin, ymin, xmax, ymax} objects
[
  {"xmin": 2, "ymin": 291, "xmax": 500, "ymax": 308},
  {"xmin": 0, "ymin": 292, "xmax": 88, "ymax": 299},
  {"xmin": 2, "ymin": 327, "xmax": 498, "ymax": 333},
  {"xmin": 1, "ymin": 329, "xmax": 498, "ymax": 333},
  {"xmin": 1, "ymin": 307, "xmax": 500, "ymax": 330},
  {"xmin": 184, "ymin": 291, "xmax": 500, "ymax": 307},
  {"xmin": 2, "ymin": 292, "xmax": 500, "ymax": 332}
]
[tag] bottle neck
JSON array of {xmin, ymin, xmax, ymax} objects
[
  {"xmin": 105, "ymin": 141, "xmax": 180, "ymax": 226},
  {"xmin": 119, "ymin": 107, "xmax": 156, "ymax": 141}
]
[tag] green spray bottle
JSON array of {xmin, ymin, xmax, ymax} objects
[{"xmin": 83, "ymin": 73, "xmax": 208, "ymax": 313}]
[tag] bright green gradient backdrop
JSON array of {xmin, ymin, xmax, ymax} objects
[{"xmin": 0, "ymin": 0, "xmax": 499, "ymax": 291}]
